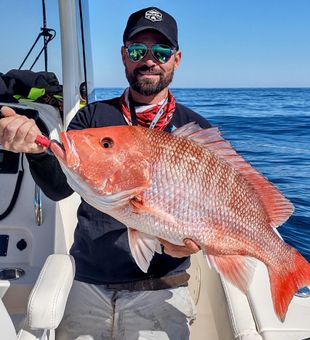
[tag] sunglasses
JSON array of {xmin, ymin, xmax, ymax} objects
[{"xmin": 125, "ymin": 43, "xmax": 177, "ymax": 64}]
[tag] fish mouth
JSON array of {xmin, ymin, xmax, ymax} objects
[
  {"xmin": 50, "ymin": 139, "xmax": 65, "ymax": 160},
  {"xmin": 50, "ymin": 132, "xmax": 79, "ymax": 169},
  {"xmin": 49, "ymin": 139, "xmax": 64, "ymax": 156}
]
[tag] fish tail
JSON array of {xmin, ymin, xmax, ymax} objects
[{"xmin": 268, "ymin": 249, "xmax": 310, "ymax": 321}]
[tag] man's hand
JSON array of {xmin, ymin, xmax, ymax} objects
[
  {"xmin": 158, "ymin": 238, "xmax": 200, "ymax": 258},
  {"xmin": 0, "ymin": 106, "xmax": 45, "ymax": 154}
]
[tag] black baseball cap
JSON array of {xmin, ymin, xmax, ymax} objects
[{"xmin": 123, "ymin": 7, "xmax": 179, "ymax": 49}]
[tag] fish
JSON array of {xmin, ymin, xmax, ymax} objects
[{"xmin": 50, "ymin": 122, "xmax": 310, "ymax": 321}]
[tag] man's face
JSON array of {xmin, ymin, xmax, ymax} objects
[{"xmin": 122, "ymin": 30, "xmax": 181, "ymax": 96}]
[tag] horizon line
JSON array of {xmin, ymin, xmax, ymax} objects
[{"xmin": 94, "ymin": 86, "xmax": 310, "ymax": 90}]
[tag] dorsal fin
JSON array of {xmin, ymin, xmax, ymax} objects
[{"xmin": 172, "ymin": 123, "xmax": 294, "ymax": 227}]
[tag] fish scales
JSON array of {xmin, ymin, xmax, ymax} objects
[{"xmin": 141, "ymin": 128, "xmax": 271, "ymax": 253}]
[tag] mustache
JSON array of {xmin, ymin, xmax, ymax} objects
[{"xmin": 133, "ymin": 65, "xmax": 163, "ymax": 76}]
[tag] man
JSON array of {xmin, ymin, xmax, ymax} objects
[{"xmin": 0, "ymin": 7, "xmax": 211, "ymax": 340}]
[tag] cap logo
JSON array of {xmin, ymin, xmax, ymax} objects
[{"xmin": 145, "ymin": 9, "xmax": 163, "ymax": 22}]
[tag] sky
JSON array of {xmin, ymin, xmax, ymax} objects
[{"xmin": 1, "ymin": 0, "xmax": 310, "ymax": 88}]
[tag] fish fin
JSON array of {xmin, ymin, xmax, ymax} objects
[
  {"xmin": 130, "ymin": 196, "xmax": 177, "ymax": 225},
  {"xmin": 173, "ymin": 123, "xmax": 294, "ymax": 228},
  {"xmin": 208, "ymin": 254, "xmax": 256, "ymax": 293},
  {"xmin": 127, "ymin": 228, "xmax": 160, "ymax": 273},
  {"xmin": 268, "ymin": 249, "xmax": 310, "ymax": 321},
  {"xmin": 155, "ymin": 241, "xmax": 163, "ymax": 254},
  {"xmin": 130, "ymin": 195, "xmax": 145, "ymax": 213},
  {"xmin": 171, "ymin": 121, "xmax": 202, "ymax": 137}
]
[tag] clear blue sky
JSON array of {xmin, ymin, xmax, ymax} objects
[{"xmin": 1, "ymin": 0, "xmax": 310, "ymax": 88}]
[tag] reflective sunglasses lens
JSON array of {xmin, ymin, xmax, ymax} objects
[
  {"xmin": 152, "ymin": 45, "xmax": 174, "ymax": 63},
  {"xmin": 127, "ymin": 44, "xmax": 147, "ymax": 62}
]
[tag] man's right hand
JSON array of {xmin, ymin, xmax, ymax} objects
[{"xmin": 0, "ymin": 106, "xmax": 46, "ymax": 154}]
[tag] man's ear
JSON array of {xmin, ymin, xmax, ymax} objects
[
  {"xmin": 121, "ymin": 46, "xmax": 126, "ymax": 66},
  {"xmin": 174, "ymin": 50, "xmax": 182, "ymax": 70}
]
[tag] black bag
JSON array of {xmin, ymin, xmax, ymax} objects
[
  {"xmin": 0, "ymin": 69, "xmax": 63, "ymax": 114},
  {"xmin": 0, "ymin": 69, "xmax": 62, "ymax": 102}
]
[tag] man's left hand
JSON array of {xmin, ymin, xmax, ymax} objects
[{"xmin": 158, "ymin": 238, "xmax": 200, "ymax": 258}]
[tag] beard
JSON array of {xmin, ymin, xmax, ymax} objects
[{"xmin": 125, "ymin": 65, "xmax": 174, "ymax": 96}]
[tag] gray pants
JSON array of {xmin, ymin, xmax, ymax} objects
[{"xmin": 56, "ymin": 280, "xmax": 196, "ymax": 340}]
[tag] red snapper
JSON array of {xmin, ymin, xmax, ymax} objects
[{"xmin": 51, "ymin": 123, "xmax": 310, "ymax": 321}]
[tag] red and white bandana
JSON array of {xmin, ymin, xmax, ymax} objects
[{"xmin": 119, "ymin": 88, "xmax": 176, "ymax": 130}]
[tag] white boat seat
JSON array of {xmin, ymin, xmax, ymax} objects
[
  {"xmin": 221, "ymin": 260, "xmax": 310, "ymax": 340},
  {"xmin": 1, "ymin": 254, "xmax": 75, "ymax": 340}
]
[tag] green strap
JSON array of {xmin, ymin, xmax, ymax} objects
[
  {"xmin": 13, "ymin": 87, "xmax": 46, "ymax": 101},
  {"xmin": 28, "ymin": 87, "xmax": 46, "ymax": 100}
]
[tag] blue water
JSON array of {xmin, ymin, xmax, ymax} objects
[{"xmin": 94, "ymin": 87, "xmax": 310, "ymax": 262}]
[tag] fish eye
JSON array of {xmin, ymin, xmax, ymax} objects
[{"xmin": 100, "ymin": 137, "xmax": 114, "ymax": 148}]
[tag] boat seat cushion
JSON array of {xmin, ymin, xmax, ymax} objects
[
  {"xmin": 25, "ymin": 254, "xmax": 75, "ymax": 330},
  {"xmin": 221, "ymin": 260, "xmax": 310, "ymax": 340}
]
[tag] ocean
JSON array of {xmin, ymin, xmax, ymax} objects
[{"xmin": 94, "ymin": 87, "xmax": 310, "ymax": 262}]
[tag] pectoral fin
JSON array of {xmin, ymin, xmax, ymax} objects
[{"xmin": 128, "ymin": 228, "xmax": 161, "ymax": 273}]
